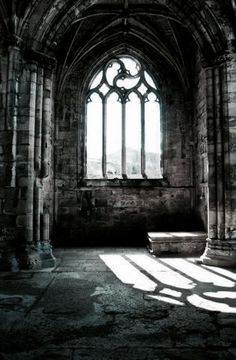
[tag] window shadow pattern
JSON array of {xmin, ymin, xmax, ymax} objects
[{"xmin": 100, "ymin": 253, "xmax": 236, "ymax": 313}]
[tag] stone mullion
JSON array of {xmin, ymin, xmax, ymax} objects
[
  {"xmin": 122, "ymin": 101, "xmax": 127, "ymax": 178},
  {"xmin": 102, "ymin": 98, "xmax": 107, "ymax": 178}
]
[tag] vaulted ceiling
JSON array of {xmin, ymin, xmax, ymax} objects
[{"xmin": 0, "ymin": 0, "xmax": 235, "ymax": 93}]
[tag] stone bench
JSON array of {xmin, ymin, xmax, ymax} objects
[{"xmin": 147, "ymin": 231, "xmax": 207, "ymax": 256}]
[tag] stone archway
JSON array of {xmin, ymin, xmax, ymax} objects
[{"xmin": 0, "ymin": 0, "xmax": 236, "ymax": 269}]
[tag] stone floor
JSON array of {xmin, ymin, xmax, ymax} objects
[{"xmin": 0, "ymin": 247, "xmax": 236, "ymax": 360}]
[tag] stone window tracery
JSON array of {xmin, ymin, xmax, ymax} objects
[{"xmin": 85, "ymin": 55, "xmax": 162, "ymax": 179}]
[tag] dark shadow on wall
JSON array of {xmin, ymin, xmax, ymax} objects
[{"xmin": 52, "ymin": 212, "xmax": 205, "ymax": 248}]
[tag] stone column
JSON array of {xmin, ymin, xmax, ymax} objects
[
  {"xmin": 15, "ymin": 52, "xmax": 56, "ymax": 269},
  {"xmin": 38, "ymin": 59, "xmax": 56, "ymax": 268},
  {"xmin": 33, "ymin": 66, "xmax": 44, "ymax": 247},
  {"xmin": 0, "ymin": 46, "xmax": 56, "ymax": 270},
  {"xmin": 201, "ymin": 53, "xmax": 236, "ymax": 267},
  {"xmin": 0, "ymin": 43, "xmax": 21, "ymax": 270},
  {"xmin": 35, "ymin": 66, "xmax": 44, "ymax": 173},
  {"xmin": 16, "ymin": 62, "xmax": 39, "ymax": 268},
  {"xmin": 5, "ymin": 45, "xmax": 21, "ymax": 187}
]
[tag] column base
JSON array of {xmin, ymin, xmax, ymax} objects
[
  {"xmin": 0, "ymin": 242, "xmax": 56, "ymax": 271},
  {"xmin": 200, "ymin": 238, "xmax": 236, "ymax": 267},
  {"xmin": 18, "ymin": 241, "xmax": 56, "ymax": 270}
]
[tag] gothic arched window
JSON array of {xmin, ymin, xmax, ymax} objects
[{"xmin": 85, "ymin": 56, "xmax": 162, "ymax": 179}]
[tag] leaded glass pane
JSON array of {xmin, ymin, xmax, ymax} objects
[
  {"xmin": 107, "ymin": 92, "xmax": 122, "ymax": 178},
  {"xmin": 85, "ymin": 55, "xmax": 162, "ymax": 180},
  {"xmin": 145, "ymin": 92, "xmax": 161, "ymax": 178},
  {"xmin": 86, "ymin": 93, "xmax": 103, "ymax": 178},
  {"xmin": 126, "ymin": 92, "xmax": 141, "ymax": 178}
]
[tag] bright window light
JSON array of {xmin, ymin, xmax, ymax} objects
[
  {"xmin": 127, "ymin": 255, "xmax": 194, "ymax": 289},
  {"xmin": 160, "ymin": 288, "xmax": 182, "ymax": 298},
  {"xmin": 147, "ymin": 294, "xmax": 185, "ymax": 306},
  {"xmin": 201, "ymin": 265, "xmax": 236, "ymax": 281},
  {"xmin": 85, "ymin": 55, "xmax": 161, "ymax": 179},
  {"xmin": 204, "ymin": 291, "xmax": 236, "ymax": 299},
  {"xmin": 161, "ymin": 259, "xmax": 235, "ymax": 287},
  {"xmin": 107, "ymin": 92, "xmax": 122, "ymax": 178},
  {"xmin": 99, "ymin": 254, "xmax": 157, "ymax": 292},
  {"xmin": 187, "ymin": 294, "xmax": 236, "ymax": 313},
  {"xmin": 99, "ymin": 253, "xmax": 236, "ymax": 313}
]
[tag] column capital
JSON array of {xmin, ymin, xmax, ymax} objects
[
  {"xmin": 202, "ymin": 51, "xmax": 236, "ymax": 69},
  {"xmin": 7, "ymin": 35, "xmax": 23, "ymax": 49},
  {"xmin": 24, "ymin": 49, "xmax": 57, "ymax": 69}
]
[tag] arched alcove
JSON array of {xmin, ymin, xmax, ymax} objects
[{"xmin": 0, "ymin": 0, "xmax": 236, "ymax": 268}]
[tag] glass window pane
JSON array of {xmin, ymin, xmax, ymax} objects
[
  {"xmin": 144, "ymin": 71, "xmax": 156, "ymax": 88},
  {"xmin": 121, "ymin": 57, "xmax": 140, "ymax": 76},
  {"xmin": 86, "ymin": 93, "xmax": 103, "ymax": 178},
  {"xmin": 126, "ymin": 92, "xmax": 141, "ymax": 178},
  {"xmin": 106, "ymin": 93, "xmax": 122, "ymax": 178},
  {"xmin": 117, "ymin": 77, "xmax": 139, "ymax": 89},
  {"xmin": 86, "ymin": 55, "xmax": 162, "ymax": 180},
  {"xmin": 106, "ymin": 62, "xmax": 120, "ymax": 86},
  {"xmin": 145, "ymin": 92, "xmax": 161, "ymax": 178}
]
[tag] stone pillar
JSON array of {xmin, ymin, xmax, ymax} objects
[
  {"xmin": 15, "ymin": 54, "xmax": 55, "ymax": 269},
  {"xmin": 35, "ymin": 66, "xmax": 44, "ymax": 173},
  {"xmin": 201, "ymin": 53, "xmax": 236, "ymax": 267},
  {"xmin": 5, "ymin": 45, "xmax": 21, "ymax": 187},
  {"xmin": 0, "ymin": 44, "xmax": 21, "ymax": 270},
  {"xmin": 38, "ymin": 60, "xmax": 56, "ymax": 268},
  {"xmin": 0, "ymin": 46, "xmax": 56, "ymax": 270},
  {"xmin": 16, "ymin": 62, "xmax": 39, "ymax": 268}
]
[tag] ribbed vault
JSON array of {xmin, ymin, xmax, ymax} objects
[{"xmin": 0, "ymin": 0, "xmax": 235, "ymax": 95}]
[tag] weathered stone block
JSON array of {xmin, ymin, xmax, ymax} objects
[{"xmin": 148, "ymin": 231, "xmax": 206, "ymax": 255}]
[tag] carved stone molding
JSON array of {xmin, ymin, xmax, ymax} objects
[
  {"xmin": 202, "ymin": 52, "xmax": 236, "ymax": 69},
  {"xmin": 7, "ymin": 35, "xmax": 23, "ymax": 48},
  {"xmin": 24, "ymin": 49, "xmax": 57, "ymax": 69}
]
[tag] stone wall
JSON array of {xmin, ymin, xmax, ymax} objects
[
  {"xmin": 54, "ymin": 70, "xmax": 198, "ymax": 246},
  {"xmin": 54, "ymin": 187, "xmax": 194, "ymax": 246}
]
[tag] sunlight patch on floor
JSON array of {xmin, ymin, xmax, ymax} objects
[
  {"xmin": 161, "ymin": 258, "xmax": 235, "ymax": 287},
  {"xmin": 99, "ymin": 253, "xmax": 236, "ymax": 313},
  {"xmin": 147, "ymin": 294, "xmax": 185, "ymax": 306},
  {"xmin": 127, "ymin": 254, "xmax": 195, "ymax": 289},
  {"xmin": 99, "ymin": 254, "xmax": 157, "ymax": 292},
  {"xmin": 187, "ymin": 294, "xmax": 236, "ymax": 313}
]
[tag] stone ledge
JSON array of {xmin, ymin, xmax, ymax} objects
[{"xmin": 148, "ymin": 231, "xmax": 207, "ymax": 256}]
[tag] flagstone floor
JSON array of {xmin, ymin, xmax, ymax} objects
[{"xmin": 0, "ymin": 247, "xmax": 236, "ymax": 360}]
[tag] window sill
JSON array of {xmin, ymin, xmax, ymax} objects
[{"xmin": 79, "ymin": 177, "xmax": 169, "ymax": 188}]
